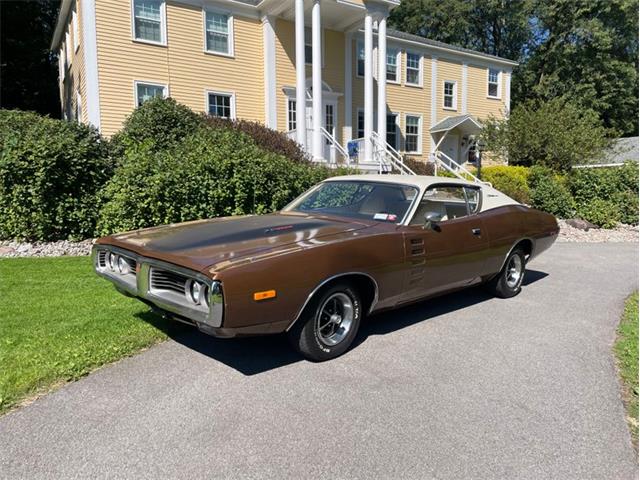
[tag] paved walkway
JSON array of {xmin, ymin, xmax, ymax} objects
[{"xmin": 0, "ymin": 243, "xmax": 637, "ymax": 479}]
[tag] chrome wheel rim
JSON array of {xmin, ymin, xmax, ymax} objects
[
  {"xmin": 315, "ymin": 292, "xmax": 354, "ymax": 347},
  {"xmin": 506, "ymin": 255, "xmax": 524, "ymax": 289}
]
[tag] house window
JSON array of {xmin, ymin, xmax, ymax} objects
[
  {"xmin": 287, "ymin": 100, "xmax": 296, "ymax": 131},
  {"xmin": 488, "ymin": 68, "xmax": 500, "ymax": 98},
  {"xmin": 65, "ymin": 29, "xmax": 71, "ymax": 65},
  {"xmin": 386, "ymin": 48, "xmax": 399, "ymax": 82},
  {"xmin": 205, "ymin": 11, "xmax": 232, "ymax": 55},
  {"xmin": 72, "ymin": 9, "xmax": 79, "ymax": 52},
  {"xmin": 405, "ymin": 115, "xmax": 421, "ymax": 153},
  {"xmin": 75, "ymin": 91, "xmax": 82, "ymax": 122},
  {"xmin": 357, "ymin": 110, "xmax": 364, "ymax": 138},
  {"xmin": 207, "ymin": 92, "xmax": 234, "ymax": 119},
  {"xmin": 386, "ymin": 114, "xmax": 398, "ymax": 150},
  {"xmin": 325, "ymin": 104, "xmax": 335, "ymax": 141},
  {"xmin": 443, "ymin": 81, "xmax": 457, "ymax": 110},
  {"xmin": 135, "ymin": 82, "xmax": 167, "ymax": 107},
  {"xmin": 406, "ymin": 52, "xmax": 421, "ymax": 86},
  {"xmin": 133, "ymin": 0, "xmax": 165, "ymax": 44},
  {"xmin": 356, "ymin": 41, "xmax": 364, "ymax": 77}
]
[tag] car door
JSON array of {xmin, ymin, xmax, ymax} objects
[{"xmin": 399, "ymin": 184, "xmax": 489, "ymax": 303}]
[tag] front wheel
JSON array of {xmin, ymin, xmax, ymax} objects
[
  {"xmin": 287, "ymin": 283, "xmax": 362, "ymax": 362},
  {"xmin": 487, "ymin": 248, "xmax": 526, "ymax": 298}
]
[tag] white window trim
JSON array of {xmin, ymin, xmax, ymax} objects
[
  {"xmin": 487, "ymin": 67, "xmax": 502, "ymax": 99},
  {"xmin": 133, "ymin": 80, "xmax": 169, "ymax": 107},
  {"xmin": 59, "ymin": 45, "xmax": 66, "ymax": 81},
  {"xmin": 404, "ymin": 113, "xmax": 422, "ymax": 155},
  {"xmin": 356, "ymin": 40, "xmax": 364, "ymax": 78},
  {"xmin": 205, "ymin": 89, "xmax": 237, "ymax": 119},
  {"xmin": 386, "ymin": 48, "xmax": 401, "ymax": 84},
  {"xmin": 202, "ymin": 8, "xmax": 234, "ymax": 58},
  {"xmin": 72, "ymin": 9, "xmax": 79, "ymax": 52},
  {"xmin": 405, "ymin": 50, "xmax": 423, "ymax": 87},
  {"xmin": 65, "ymin": 29, "xmax": 72, "ymax": 66},
  {"xmin": 443, "ymin": 80, "xmax": 458, "ymax": 111},
  {"xmin": 131, "ymin": 0, "xmax": 167, "ymax": 47}
]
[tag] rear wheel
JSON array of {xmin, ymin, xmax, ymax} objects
[
  {"xmin": 487, "ymin": 248, "xmax": 526, "ymax": 298},
  {"xmin": 288, "ymin": 283, "xmax": 362, "ymax": 362}
]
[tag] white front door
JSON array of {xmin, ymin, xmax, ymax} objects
[
  {"xmin": 304, "ymin": 99, "xmax": 337, "ymax": 162},
  {"xmin": 440, "ymin": 134, "xmax": 460, "ymax": 165}
]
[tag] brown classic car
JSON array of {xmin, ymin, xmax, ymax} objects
[{"xmin": 93, "ymin": 175, "xmax": 558, "ymax": 361}]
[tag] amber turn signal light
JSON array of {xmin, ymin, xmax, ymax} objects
[{"xmin": 253, "ymin": 290, "xmax": 276, "ymax": 301}]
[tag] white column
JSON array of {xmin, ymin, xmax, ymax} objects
[
  {"xmin": 81, "ymin": 0, "xmax": 101, "ymax": 130},
  {"xmin": 294, "ymin": 0, "xmax": 307, "ymax": 148},
  {"xmin": 363, "ymin": 10, "xmax": 374, "ymax": 161},
  {"xmin": 430, "ymin": 56, "xmax": 438, "ymax": 156},
  {"xmin": 262, "ymin": 15, "xmax": 277, "ymax": 128},
  {"xmin": 311, "ymin": 0, "xmax": 323, "ymax": 160},
  {"xmin": 376, "ymin": 13, "xmax": 387, "ymax": 148},
  {"xmin": 343, "ymin": 32, "xmax": 353, "ymax": 147}
]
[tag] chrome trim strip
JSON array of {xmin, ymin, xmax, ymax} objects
[
  {"xmin": 284, "ymin": 271, "xmax": 380, "ymax": 332},
  {"xmin": 92, "ymin": 245, "xmax": 224, "ymax": 328}
]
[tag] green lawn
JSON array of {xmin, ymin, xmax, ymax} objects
[
  {"xmin": 614, "ymin": 291, "xmax": 639, "ymax": 446},
  {"xmin": 0, "ymin": 256, "xmax": 180, "ymax": 415}
]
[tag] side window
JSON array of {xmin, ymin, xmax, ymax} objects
[{"xmin": 409, "ymin": 185, "xmax": 480, "ymax": 225}]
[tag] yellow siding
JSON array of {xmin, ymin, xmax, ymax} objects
[
  {"xmin": 59, "ymin": 1, "xmax": 85, "ymax": 123},
  {"xmin": 95, "ymin": 0, "xmax": 264, "ymax": 136},
  {"xmin": 436, "ymin": 58, "xmax": 462, "ymax": 121},
  {"xmin": 352, "ymin": 42, "xmax": 432, "ymax": 160},
  {"xmin": 467, "ymin": 63, "xmax": 507, "ymax": 119},
  {"xmin": 274, "ymin": 19, "xmax": 345, "ymax": 144}
]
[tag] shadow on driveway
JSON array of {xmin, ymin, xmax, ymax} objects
[{"xmin": 138, "ymin": 269, "xmax": 549, "ymax": 376}]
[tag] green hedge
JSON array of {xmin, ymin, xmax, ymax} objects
[
  {"xmin": 0, "ymin": 110, "xmax": 113, "ymax": 241},
  {"xmin": 480, "ymin": 166, "xmax": 531, "ymax": 204}
]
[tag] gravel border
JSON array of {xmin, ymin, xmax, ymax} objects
[{"xmin": 1, "ymin": 221, "xmax": 637, "ymax": 258}]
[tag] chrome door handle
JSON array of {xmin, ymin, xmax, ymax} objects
[{"xmin": 471, "ymin": 228, "xmax": 481, "ymax": 236}]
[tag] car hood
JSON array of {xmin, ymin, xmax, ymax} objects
[{"xmin": 99, "ymin": 212, "xmax": 371, "ymax": 273}]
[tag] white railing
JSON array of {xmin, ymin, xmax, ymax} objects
[
  {"xmin": 371, "ymin": 131, "xmax": 416, "ymax": 175},
  {"xmin": 432, "ymin": 150, "xmax": 491, "ymax": 186},
  {"xmin": 320, "ymin": 127, "xmax": 350, "ymax": 165}
]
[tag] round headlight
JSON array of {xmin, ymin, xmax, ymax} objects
[
  {"xmin": 108, "ymin": 252, "xmax": 117, "ymax": 271},
  {"xmin": 190, "ymin": 281, "xmax": 202, "ymax": 304},
  {"xmin": 117, "ymin": 256, "xmax": 130, "ymax": 275}
]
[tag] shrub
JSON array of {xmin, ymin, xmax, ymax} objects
[
  {"xmin": 528, "ymin": 166, "xmax": 574, "ymax": 218},
  {"xmin": 576, "ymin": 198, "xmax": 621, "ymax": 229},
  {"xmin": 482, "ymin": 98, "xmax": 610, "ymax": 172},
  {"xmin": 568, "ymin": 163, "xmax": 638, "ymax": 226},
  {"xmin": 204, "ymin": 116, "xmax": 309, "ymax": 163},
  {"xmin": 110, "ymin": 97, "xmax": 201, "ymax": 155},
  {"xmin": 96, "ymin": 127, "xmax": 331, "ymax": 235},
  {"xmin": 404, "ymin": 157, "xmax": 435, "ymax": 175},
  {"xmin": 480, "ymin": 166, "xmax": 530, "ymax": 203},
  {"xmin": 0, "ymin": 110, "xmax": 112, "ymax": 241}
]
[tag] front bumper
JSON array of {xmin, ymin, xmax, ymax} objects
[{"xmin": 92, "ymin": 245, "xmax": 224, "ymax": 328}]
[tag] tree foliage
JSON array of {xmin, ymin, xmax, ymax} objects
[
  {"xmin": 390, "ymin": 0, "xmax": 639, "ymax": 136},
  {"xmin": 482, "ymin": 98, "xmax": 610, "ymax": 171}
]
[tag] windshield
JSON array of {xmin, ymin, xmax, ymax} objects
[{"xmin": 284, "ymin": 181, "xmax": 419, "ymax": 223}]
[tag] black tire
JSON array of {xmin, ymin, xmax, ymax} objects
[
  {"xmin": 487, "ymin": 248, "xmax": 526, "ymax": 298},
  {"xmin": 287, "ymin": 283, "xmax": 362, "ymax": 362}
]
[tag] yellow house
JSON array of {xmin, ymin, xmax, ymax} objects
[{"xmin": 51, "ymin": 0, "xmax": 517, "ymax": 172}]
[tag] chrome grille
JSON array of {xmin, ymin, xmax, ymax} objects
[
  {"xmin": 150, "ymin": 268, "xmax": 188, "ymax": 295},
  {"xmin": 98, "ymin": 250, "xmax": 107, "ymax": 268},
  {"xmin": 121, "ymin": 256, "xmax": 137, "ymax": 272}
]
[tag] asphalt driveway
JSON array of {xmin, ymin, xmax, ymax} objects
[{"xmin": 0, "ymin": 243, "xmax": 637, "ymax": 479}]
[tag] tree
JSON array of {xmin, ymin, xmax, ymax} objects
[
  {"xmin": 389, "ymin": 0, "xmax": 533, "ymax": 61},
  {"xmin": 513, "ymin": 0, "xmax": 638, "ymax": 136},
  {"xmin": 482, "ymin": 98, "xmax": 610, "ymax": 172},
  {"xmin": 0, "ymin": 0, "xmax": 61, "ymax": 117}
]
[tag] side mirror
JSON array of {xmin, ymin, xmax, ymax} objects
[{"xmin": 423, "ymin": 211, "xmax": 442, "ymax": 231}]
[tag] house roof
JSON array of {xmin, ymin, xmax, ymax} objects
[
  {"xmin": 603, "ymin": 137, "xmax": 639, "ymax": 164},
  {"xmin": 386, "ymin": 29, "xmax": 518, "ymax": 66},
  {"xmin": 430, "ymin": 114, "xmax": 483, "ymax": 134}
]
